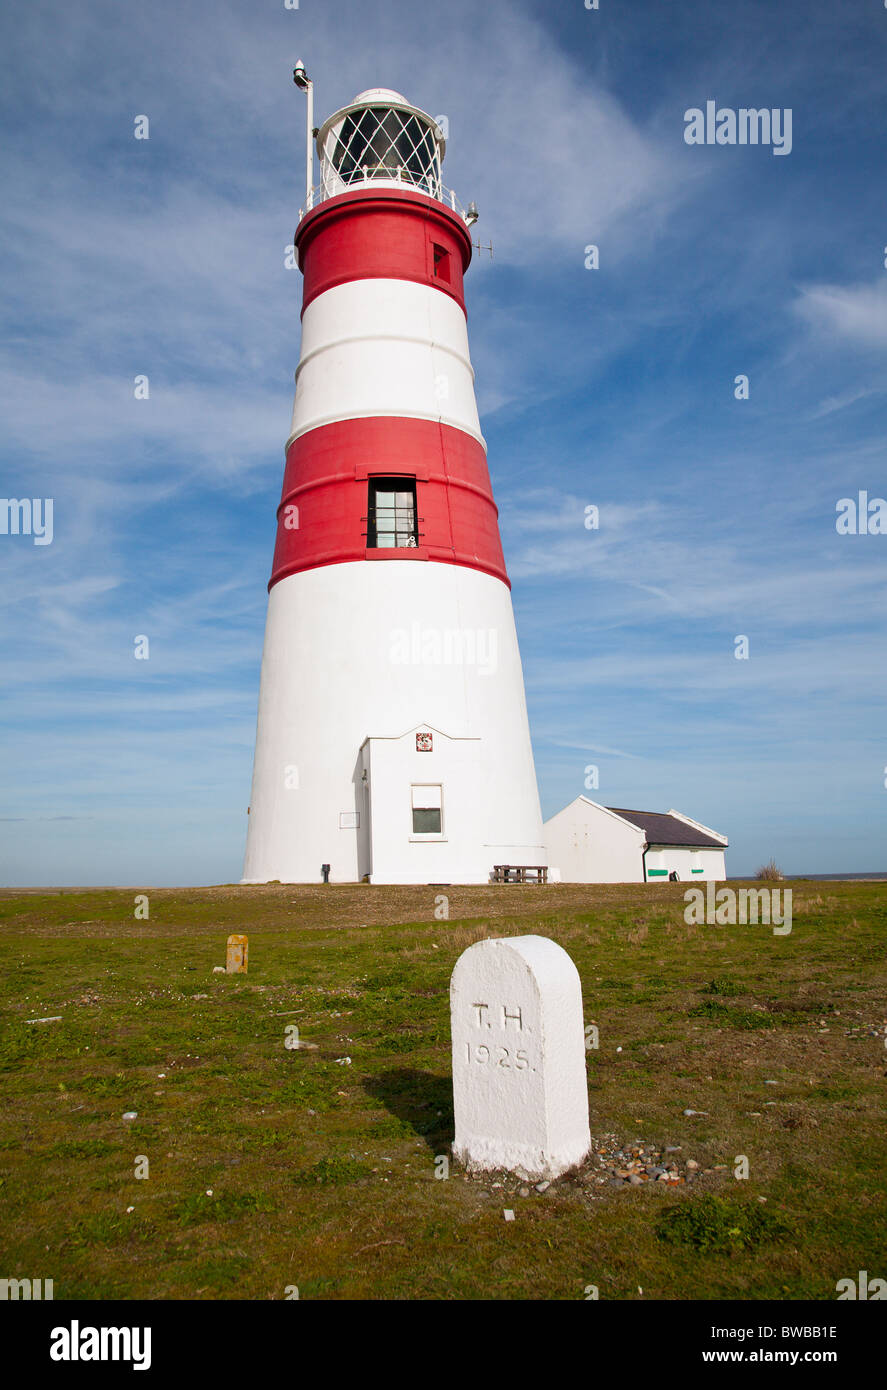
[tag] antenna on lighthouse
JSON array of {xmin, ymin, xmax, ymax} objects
[{"xmin": 293, "ymin": 60, "xmax": 314, "ymax": 210}]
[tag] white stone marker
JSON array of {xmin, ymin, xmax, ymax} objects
[{"xmin": 450, "ymin": 935, "xmax": 591, "ymax": 1180}]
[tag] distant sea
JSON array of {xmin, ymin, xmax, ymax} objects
[
  {"xmin": 788, "ymin": 872, "xmax": 887, "ymax": 881},
  {"xmin": 729, "ymin": 872, "xmax": 887, "ymax": 882}
]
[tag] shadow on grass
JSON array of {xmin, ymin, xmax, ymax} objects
[{"xmin": 363, "ymin": 1069, "xmax": 454, "ymax": 1153}]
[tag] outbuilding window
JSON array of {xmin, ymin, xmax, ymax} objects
[{"xmin": 411, "ymin": 784, "xmax": 442, "ymax": 834}]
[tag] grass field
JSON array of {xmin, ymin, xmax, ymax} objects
[{"xmin": 0, "ymin": 880, "xmax": 885, "ymax": 1300}]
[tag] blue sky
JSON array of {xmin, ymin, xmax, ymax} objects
[{"xmin": 1, "ymin": 0, "xmax": 885, "ymax": 884}]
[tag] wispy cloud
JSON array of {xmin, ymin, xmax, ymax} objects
[{"xmin": 793, "ymin": 277, "xmax": 887, "ymax": 349}]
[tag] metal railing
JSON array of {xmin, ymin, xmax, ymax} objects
[{"xmin": 299, "ymin": 174, "xmax": 470, "ymax": 223}]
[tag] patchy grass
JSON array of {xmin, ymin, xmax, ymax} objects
[
  {"xmin": 295, "ymin": 1156, "xmax": 372, "ymax": 1186},
  {"xmin": 656, "ymin": 1194, "xmax": 793, "ymax": 1253},
  {"xmin": 0, "ymin": 880, "xmax": 885, "ymax": 1299},
  {"xmin": 702, "ymin": 978, "xmax": 745, "ymax": 997}
]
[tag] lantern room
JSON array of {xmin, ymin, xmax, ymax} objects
[{"xmin": 315, "ymin": 88, "xmax": 445, "ymax": 206}]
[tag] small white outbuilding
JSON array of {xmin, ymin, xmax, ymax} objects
[{"xmin": 544, "ymin": 797, "xmax": 727, "ymax": 884}]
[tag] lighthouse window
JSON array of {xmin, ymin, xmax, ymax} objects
[
  {"xmin": 411, "ymin": 784, "xmax": 442, "ymax": 835},
  {"xmin": 432, "ymin": 244, "xmax": 450, "ymax": 283},
  {"xmin": 367, "ymin": 478, "xmax": 418, "ymax": 548}
]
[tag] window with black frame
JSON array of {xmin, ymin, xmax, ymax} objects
[{"xmin": 367, "ymin": 478, "xmax": 418, "ymax": 548}]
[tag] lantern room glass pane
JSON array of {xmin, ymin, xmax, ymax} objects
[{"xmin": 330, "ymin": 107, "xmax": 439, "ymax": 195}]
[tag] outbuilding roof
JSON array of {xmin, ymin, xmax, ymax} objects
[{"xmin": 606, "ymin": 808, "xmax": 727, "ymax": 849}]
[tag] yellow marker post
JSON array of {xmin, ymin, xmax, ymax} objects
[{"xmin": 226, "ymin": 934, "xmax": 248, "ymax": 974}]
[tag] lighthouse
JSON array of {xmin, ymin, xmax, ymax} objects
[{"xmin": 243, "ymin": 82, "xmax": 546, "ymax": 884}]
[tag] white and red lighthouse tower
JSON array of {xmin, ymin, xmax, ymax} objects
[{"xmin": 243, "ymin": 85, "xmax": 545, "ymax": 884}]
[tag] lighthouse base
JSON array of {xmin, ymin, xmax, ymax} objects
[{"xmin": 242, "ymin": 560, "xmax": 546, "ymax": 885}]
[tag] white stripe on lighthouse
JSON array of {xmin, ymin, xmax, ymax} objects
[
  {"xmin": 243, "ymin": 560, "xmax": 546, "ymax": 885},
  {"xmin": 287, "ymin": 277, "xmax": 484, "ymax": 449}
]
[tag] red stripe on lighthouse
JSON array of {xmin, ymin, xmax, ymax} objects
[
  {"xmin": 295, "ymin": 187, "xmax": 473, "ymax": 316},
  {"xmin": 270, "ymin": 416, "xmax": 509, "ymax": 590}
]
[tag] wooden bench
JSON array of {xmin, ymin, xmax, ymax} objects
[{"xmin": 492, "ymin": 865, "xmax": 548, "ymax": 884}]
